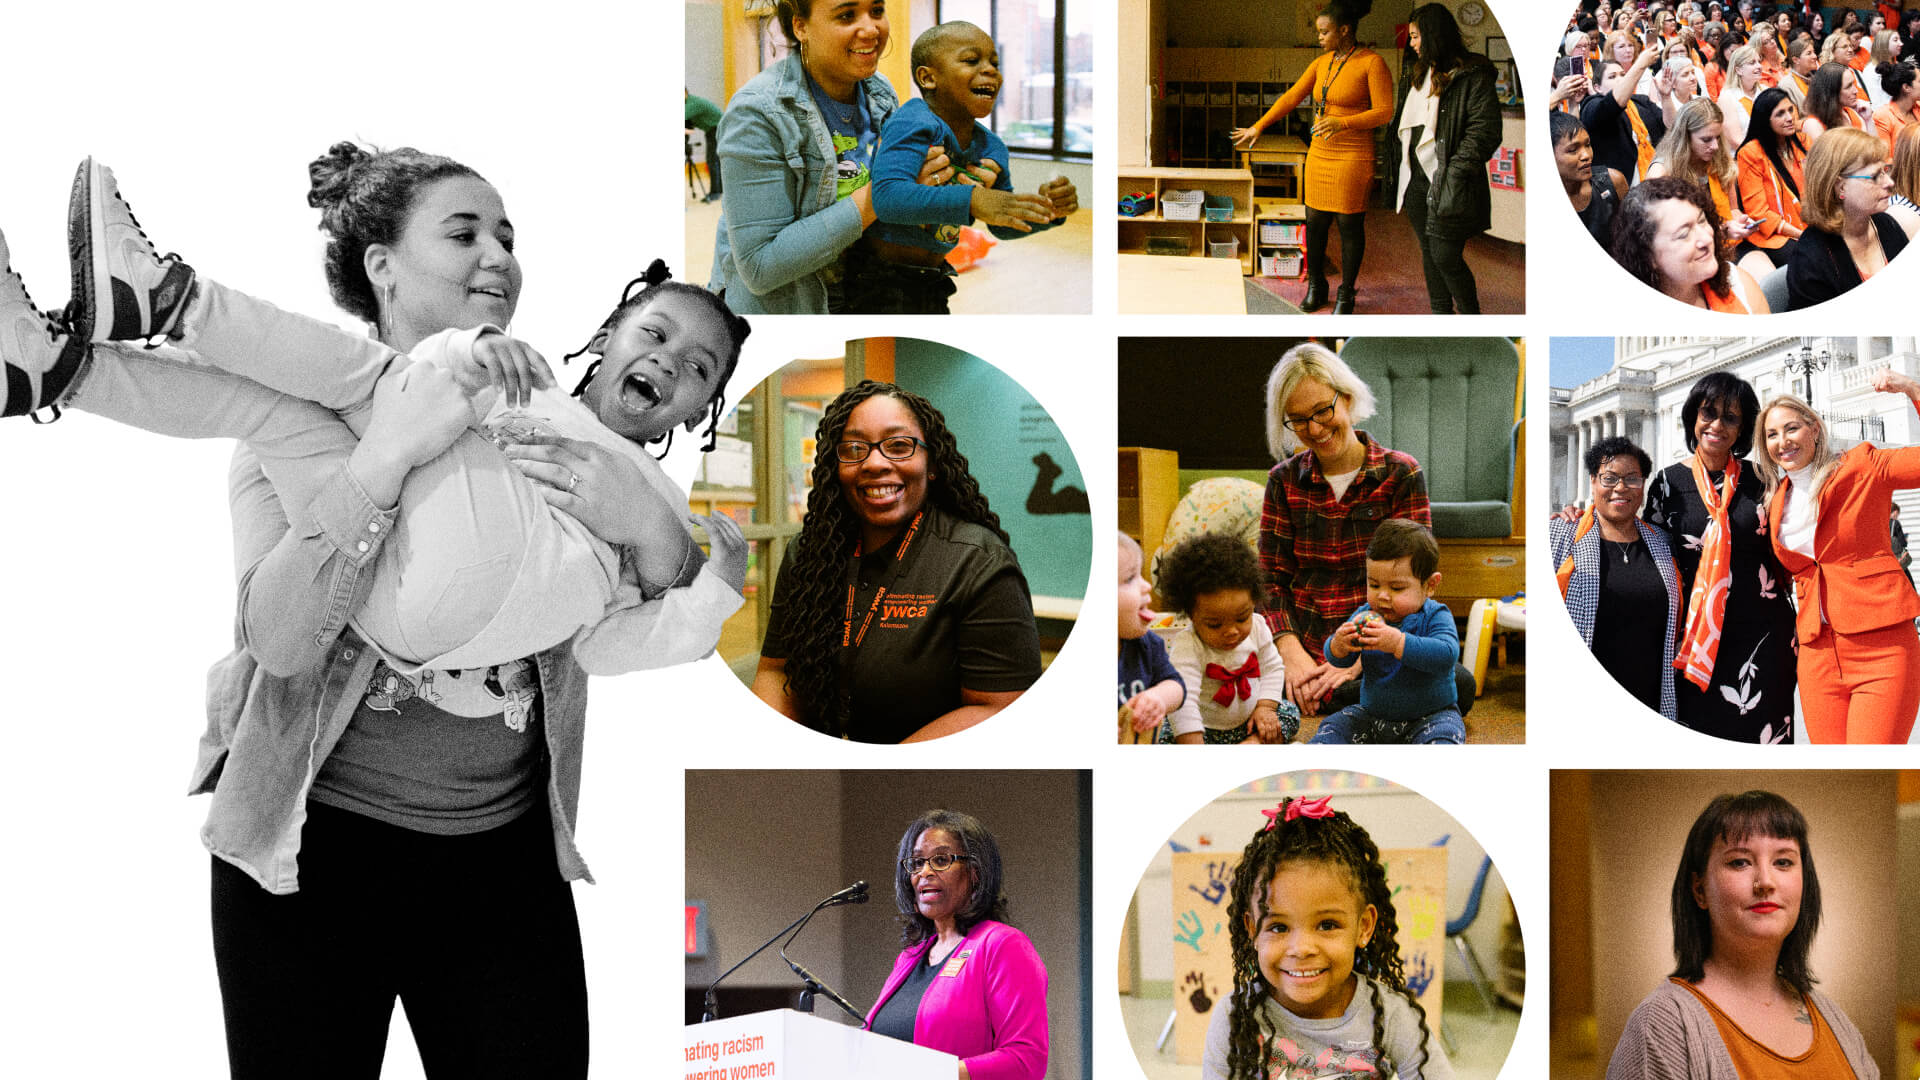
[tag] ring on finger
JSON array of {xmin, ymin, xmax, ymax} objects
[{"xmin": 567, "ymin": 471, "xmax": 581, "ymax": 494}]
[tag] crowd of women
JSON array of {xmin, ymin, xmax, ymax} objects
[
  {"xmin": 1553, "ymin": 1, "xmax": 1920, "ymax": 310},
  {"xmin": 1552, "ymin": 367, "xmax": 1920, "ymax": 745}
]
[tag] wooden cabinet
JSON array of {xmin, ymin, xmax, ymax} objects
[
  {"xmin": 1117, "ymin": 167, "xmax": 1256, "ymax": 275},
  {"xmin": 1117, "ymin": 447, "xmax": 1180, "ymax": 563}
]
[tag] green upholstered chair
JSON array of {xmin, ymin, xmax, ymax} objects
[{"xmin": 1337, "ymin": 338, "xmax": 1520, "ymax": 539}]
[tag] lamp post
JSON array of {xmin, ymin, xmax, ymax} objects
[{"xmin": 1782, "ymin": 340, "xmax": 1830, "ymax": 407}]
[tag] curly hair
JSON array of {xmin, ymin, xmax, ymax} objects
[
  {"xmin": 1610, "ymin": 176, "xmax": 1733, "ymax": 301},
  {"xmin": 892, "ymin": 809, "xmax": 1012, "ymax": 947},
  {"xmin": 1155, "ymin": 534, "xmax": 1264, "ymax": 618},
  {"xmin": 1223, "ymin": 798, "xmax": 1433, "ymax": 1080},
  {"xmin": 559, "ymin": 258, "xmax": 750, "ymax": 456},
  {"xmin": 775, "ymin": 380, "xmax": 1007, "ymax": 736},
  {"xmin": 306, "ymin": 141, "xmax": 482, "ymax": 326}
]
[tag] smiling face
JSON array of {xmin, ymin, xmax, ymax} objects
[
  {"xmin": 1557, "ymin": 125, "xmax": 1596, "ymax": 181},
  {"xmin": 1118, "ymin": 540, "xmax": 1154, "ymax": 640},
  {"xmin": 1762, "ymin": 404, "xmax": 1820, "ymax": 470},
  {"xmin": 909, "ymin": 828, "xmax": 975, "ymax": 932},
  {"xmin": 1247, "ymin": 860, "xmax": 1376, "ymax": 1020},
  {"xmin": 1590, "ymin": 454, "xmax": 1648, "ymax": 528},
  {"xmin": 1282, "ymin": 376, "xmax": 1357, "ymax": 465},
  {"xmin": 1649, "ymin": 197, "xmax": 1720, "ymax": 290},
  {"xmin": 918, "ymin": 23, "xmax": 1001, "ymax": 121},
  {"xmin": 1737, "ymin": 55, "xmax": 1762, "ymax": 86},
  {"xmin": 837, "ymin": 395, "xmax": 932, "ymax": 547},
  {"xmin": 581, "ymin": 290, "xmax": 728, "ymax": 445},
  {"xmin": 370, "ymin": 175, "xmax": 520, "ymax": 350},
  {"xmin": 1190, "ymin": 587, "xmax": 1256, "ymax": 652},
  {"xmin": 795, "ymin": 0, "xmax": 888, "ymax": 94},
  {"xmin": 1692, "ymin": 833, "xmax": 1803, "ymax": 956},
  {"xmin": 1692, "ymin": 396, "xmax": 1745, "ymax": 462}
]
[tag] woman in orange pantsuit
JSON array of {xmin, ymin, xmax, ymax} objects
[
  {"xmin": 1754, "ymin": 378, "xmax": 1920, "ymax": 743},
  {"xmin": 1231, "ymin": 0, "xmax": 1394, "ymax": 314}
]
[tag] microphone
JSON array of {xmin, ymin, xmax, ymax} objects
[
  {"xmin": 700, "ymin": 882, "xmax": 873, "ymax": 1023},
  {"xmin": 786, "ymin": 956, "xmax": 867, "ymax": 1025}
]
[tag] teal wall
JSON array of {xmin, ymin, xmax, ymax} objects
[{"xmin": 893, "ymin": 339, "xmax": 1092, "ymax": 603}]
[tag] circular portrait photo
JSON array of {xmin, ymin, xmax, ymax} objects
[
  {"xmin": 1549, "ymin": 769, "xmax": 1904, "ymax": 1079},
  {"xmin": 1118, "ymin": 770, "xmax": 1522, "ymax": 1080},
  {"xmin": 1550, "ymin": 2, "xmax": 1920, "ymax": 312},
  {"xmin": 700, "ymin": 336, "xmax": 1090, "ymax": 743},
  {"xmin": 1550, "ymin": 334, "xmax": 1920, "ymax": 745}
]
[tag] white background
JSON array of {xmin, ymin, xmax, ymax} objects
[{"xmin": 1, "ymin": 0, "xmax": 1915, "ymax": 1076}]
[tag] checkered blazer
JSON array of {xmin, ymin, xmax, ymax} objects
[{"xmin": 1549, "ymin": 513, "xmax": 1680, "ymax": 722}]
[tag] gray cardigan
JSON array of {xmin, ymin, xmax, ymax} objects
[
  {"xmin": 708, "ymin": 53, "xmax": 898, "ymax": 313},
  {"xmin": 1606, "ymin": 980, "xmax": 1878, "ymax": 1080}
]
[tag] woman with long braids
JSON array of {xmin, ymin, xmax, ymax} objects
[
  {"xmin": 1231, "ymin": 0, "xmax": 1394, "ymax": 314},
  {"xmin": 1202, "ymin": 795, "xmax": 1449, "ymax": 1080},
  {"xmin": 752, "ymin": 380, "xmax": 1041, "ymax": 742}
]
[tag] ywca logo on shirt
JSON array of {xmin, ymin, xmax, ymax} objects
[{"xmin": 878, "ymin": 591, "xmax": 939, "ymax": 629}]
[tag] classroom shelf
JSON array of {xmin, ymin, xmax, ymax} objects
[{"xmin": 1117, "ymin": 166, "xmax": 1255, "ymax": 276}]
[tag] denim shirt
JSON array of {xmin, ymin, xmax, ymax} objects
[
  {"xmin": 708, "ymin": 53, "xmax": 899, "ymax": 313},
  {"xmin": 193, "ymin": 446, "xmax": 591, "ymax": 894}
]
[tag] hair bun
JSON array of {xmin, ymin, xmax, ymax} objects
[
  {"xmin": 307, "ymin": 141, "xmax": 371, "ymax": 217},
  {"xmin": 642, "ymin": 258, "xmax": 673, "ymax": 287}
]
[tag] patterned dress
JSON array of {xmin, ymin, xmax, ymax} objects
[{"xmin": 1643, "ymin": 460, "xmax": 1798, "ymax": 742}]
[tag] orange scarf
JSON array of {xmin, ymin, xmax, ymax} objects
[
  {"xmin": 1703, "ymin": 279, "xmax": 1750, "ymax": 311},
  {"xmin": 1626, "ymin": 98, "xmax": 1658, "ymax": 181},
  {"xmin": 1708, "ymin": 171, "xmax": 1733, "ymax": 222},
  {"xmin": 1556, "ymin": 507, "xmax": 1597, "ymax": 598},
  {"xmin": 1676, "ymin": 456, "xmax": 1740, "ymax": 689}
]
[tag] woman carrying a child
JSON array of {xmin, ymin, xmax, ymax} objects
[
  {"xmin": 752, "ymin": 380, "xmax": 1043, "ymax": 742},
  {"xmin": 1, "ymin": 144, "xmax": 750, "ymax": 1075},
  {"xmin": 708, "ymin": 1, "xmax": 1074, "ymax": 314},
  {"xmin": 1257, "ymin": 344, "xmax": 1476, "ymax": 724}
]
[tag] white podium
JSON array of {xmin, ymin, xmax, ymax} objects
[{"xmin": 685, "ymin": 1009, "xmax": 958, "ymax": 1080}]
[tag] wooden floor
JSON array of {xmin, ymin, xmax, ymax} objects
[
  {"xmin": 1293, "ymin": 637, "xmax": 1527, "ymax": 745},
  {"xmin": 1246, "ymin": 208, "xmax": 1526, "ymax": 315},
  {"xmin": 682, "ymin": 184, "xmax": 1092, "ymax": 315}
]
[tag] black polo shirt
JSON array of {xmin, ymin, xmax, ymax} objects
[{"xmin": 762, "ymin": 506, "xmax": 1043, "ymax": 742}]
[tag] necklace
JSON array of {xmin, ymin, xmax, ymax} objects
[
  {"xmin": 807, "ymin": 69, "xmax": 860, "ymax": 127},
  {"xmin": 1316, "ymin": 46, "xmax": 1358, "ymax": 124}
]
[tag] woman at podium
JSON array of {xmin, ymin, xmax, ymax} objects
[{"xmin": 866, "ymin": 810, "xmax": 1049, "ymax": 1079}]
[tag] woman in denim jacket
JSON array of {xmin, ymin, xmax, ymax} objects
[
  {"xmin": 708, "ymin": 0, "xmax": 962, "ymax": 313},
  {"xmin": 189, "ymin": 143, "xmax": 706, "ymax": 1078}
]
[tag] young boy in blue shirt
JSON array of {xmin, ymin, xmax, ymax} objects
[
  {"xmin": 1311, "ymin": 519, "xmax": 1465, "ymax": 744},
  {"xmin": 1117, "ymin": 532, "xmax": 1185, "ymax": 742},
  {"xmin": 856, "ymin": 20, "xmax": 1078, "ymax": 313}
]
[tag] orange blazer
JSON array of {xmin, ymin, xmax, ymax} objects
[
  {"xmin": 1736, "ymin": 139, "xmax": 1805, "ymax": 247},
  {"xmin": 1768, "ymin": 438, "xmax": 1920, "ymax": 643}
]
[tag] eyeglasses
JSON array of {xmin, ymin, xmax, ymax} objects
[
  {"xmin": 1596, "ymin": 473, "xmax": 1646, "ymax": 489},
  {"xmin": 836, "ymin": 436, "xmax": 927, "ymax": 464},
  {"xmin": 1282, "ymin": 400, "xmax": 1340, "ymax": 432},
  {"xmin": 1842, "ymin": 169, "xmax": 1891, "ymax": 183},
  {"xmin": 901, "ymin": 852, "xmax": 975, "ymax": 876}
]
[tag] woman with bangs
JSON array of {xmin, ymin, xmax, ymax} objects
[
  {"xmin": 1606, "ymin": 791, "xmax": 1876, "ymax": 1079},
  {"xmin": 1785, "ymin": 126, "xmax": 1906, "ymax": 308}
]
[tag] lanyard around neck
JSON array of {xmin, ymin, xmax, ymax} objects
[{"xmin": 843, "ymin": 511, "xmax": 925, "ymax": 651}]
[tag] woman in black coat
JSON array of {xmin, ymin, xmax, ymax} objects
[{"xmin": 1394, "ymin": 2, "xmax": 1504, "ymax": 313}]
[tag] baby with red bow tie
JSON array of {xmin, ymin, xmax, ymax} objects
[{"xmin": 1156, "ymin": 534, "xmax": 1300, "ymax": 744}]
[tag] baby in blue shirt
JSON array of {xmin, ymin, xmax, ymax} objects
[
  {"xmin": 862, "ymin": 21, "xmax": 1076, "ymax": 307},
  {"xmin": 1311, "ymin": 519, "xmax": 1465, "ymax": 745}
]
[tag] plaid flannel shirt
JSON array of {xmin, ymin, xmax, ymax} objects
[{"xmin": 1259, "ymin": 432, "xmax": 1431, "ymax": 659}]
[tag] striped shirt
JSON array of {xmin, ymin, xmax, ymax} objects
[{"xmin": 1258, "ymin": 433, "xmax": 1431, "ymax": 659}]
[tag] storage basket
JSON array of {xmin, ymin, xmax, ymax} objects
[{"xmin": 1202, "ymin": 193, "xmax": 1235, "ymax": 222}]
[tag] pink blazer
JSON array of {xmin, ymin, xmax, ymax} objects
[{"xmin": 864, "ymin": 920, "xmax": 1049, "ymax": 1080}]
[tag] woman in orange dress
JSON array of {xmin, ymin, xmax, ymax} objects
[{"xmin": 1232, "ymin": 0, "xmax": 1394, "ymax": 314}]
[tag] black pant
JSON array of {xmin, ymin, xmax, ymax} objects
[
  {"xmin": 1326, "ymin": 662, "xmax": 1478, "ymax": 719},
  {"xmin": 698, "ymin": 125, "xmax": 722, "ymax": 196},
  {"xmin": 836, "ymin": 242, "xmax": 958, "ymax": 314},
  {"xmin": 212, "ymin": 801, "xmax": 587, "ymax": 1080},
  {"xmin": 1404, "ymin": 157, "xmax": 1479, "ymax": 314},
  {"xmin": 1304, "ymin": 206, "xmax": 1367, "ymax": 290}
]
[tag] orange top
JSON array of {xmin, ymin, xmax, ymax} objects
[
  {"xmin": 1736, "ymin": 138, "xmax": 1806, "ymax": 248},
  {"xmin": 1670, "ymin": 980, "xmax": 1858, "ymax": 1080},
  {"xmin": 1849, "ymin": 48, "xmax": 1871, "ymax": 73},
  {"xmin": 1707, "ymin": 171, "xmax": 1734, "ymax": 223},
  {"xmin": 1873, "ymin": 102, "xmax": 1920, "ymax": 160},
  {"xmin": 1256, "ymin": 48, "xmax": 1394, "ymax": 214},
  {"xmin": 1759, "ymin": 60, "xmax": 1783, "ymax": 88},
  {"xmin": 1702, "ymin": 277, "xmax": 1749, "ymax": 312},
  {"xmin": 1707, "ymin": 62, "xmax": 1727, "ymax": 101}
]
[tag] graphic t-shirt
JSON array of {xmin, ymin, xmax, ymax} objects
[
  {"xmin": 761, "ymin": 507, "xmax": 1042, "ymax": 743},
  {"xmin": 808, "ymin": 73, "xmax": 876, "ymax": 201},
  {"xmin": 1201, "ymin": 982, "xmax": 1453, "ymax": 1080}
]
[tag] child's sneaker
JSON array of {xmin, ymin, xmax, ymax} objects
[
  {"xmin": 70, "ymin": 157, "xmax": 194, "ymax": 343},
  {"xmin": 1, "ymin": 229, "xmax": 88, "ymax": 419}
]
